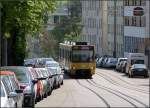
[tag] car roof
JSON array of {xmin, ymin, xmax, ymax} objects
[
  {"xmin": 46, "ymin": 61, "xmax": 58, "ymax": 63},
  {"xmin": 118, "ymin": 58, "xmax": 127, "ymax": 59},
  {"xmin": 132, "ymin": 64, "xmax": 146, "ymax": 66},
  {"xmin": 1, "ymin": 66, "xmax": 26, "ymax": 68},
  {"xmin": 0, "ymin": 71, "xmax": 15, "ymax": 75}
]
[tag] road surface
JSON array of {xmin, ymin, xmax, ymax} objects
[{"xmin": 35, "ymin": 68, "xmax": 149, "ymax": 107}]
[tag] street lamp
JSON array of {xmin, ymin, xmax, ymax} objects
[
  {"xmin": 0, "ymin": 3, "xmax": 2, "ymax": 66},
  {"xmin": 113, "ymin": 0, "xmax": 117, "ymax": 58}
]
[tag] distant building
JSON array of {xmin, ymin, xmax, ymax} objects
[
  {"xmin": 124, "ymin": 0, "xmax": 148, "ymax": 52},
  {"xmin": 123, "ymin": 0, "xmax": 150, "ymax": 68},
  {"xmin": 81, "ymin": 0, "xmax": 102, "ymax": 57},
  {"xmin": 46, "ymin": 1, "xmax": 68, "ymax": 31},
  {"xmin": 101, "ymin": 0, "xmax": 124, "ymax": 57}
]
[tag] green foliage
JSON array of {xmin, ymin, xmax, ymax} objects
[
  {"xmin": 52, "ymin": 0, "xmax": 82, "ymax": 42},
  {"xmin": 0, "ymin": 0, "xmax": 57, "ymax": 65},
  {"xmin": 45, "ymin": 0, "xmax": 83, "ymax": 58},
  {"xmin": 1, "ymin": 0, "xmax": 56, "ymax": 35}
]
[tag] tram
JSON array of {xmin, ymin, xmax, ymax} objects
[{"xmin": 59, "ymin": 41, "xmax": 96, "ymax": 78}]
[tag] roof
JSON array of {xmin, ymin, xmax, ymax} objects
[
  {"xmin": 45, "ymin": 61, "xmax": 58, "ymax": 64},
  {"xmin": 0, "ymin": 71, "xmax": 15, "ymax": 75}
]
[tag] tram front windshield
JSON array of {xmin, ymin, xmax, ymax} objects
[{"xmin": 72, "ymin": 50, "xmax": 94, "ymax": 62}]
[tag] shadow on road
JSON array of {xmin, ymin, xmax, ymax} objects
[
  {"xmin": 121, "ymin": 74, "xmax": 149, "ymax": 79},
  {"xmin": 63, "ymin": 73, "xmax": 92, "ymax": 80}
]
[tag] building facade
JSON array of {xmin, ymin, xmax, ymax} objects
[
  {"xmin": 81, "ymin": 0, "xmax": 102, "ymax": 57},
  {"xmin": 101, "ymin": 0, "xmax": 124, "ymax": 57},
  {"xmin": 124, "ymin": 0, "xmax": 150, "ymax": 68},
  {"xmin": 108, "ymin": 1, "xmax": 124, "ymax": 57}
]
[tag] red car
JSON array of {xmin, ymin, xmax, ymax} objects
[{"xmin": 28, "ymin": 67, "xmax": 44, "ymax": 102}]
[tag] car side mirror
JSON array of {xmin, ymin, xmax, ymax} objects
[
  {"xmin": 15, "ymin": 89, "xmax": 23, "ymax": 93},
  {"xmin": 37, "ymin": 77, "xmax": 46, "ymax": 80},
  {"xmin": 32, "ymin": 79, "xmax": 38, "ymax": 84},
  {"xmin": 8, "ymin": 92, "xmax": 17, "ymax": 98}
]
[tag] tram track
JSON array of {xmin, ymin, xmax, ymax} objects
[
  {"xmin": 76, "ymin": 79, "xmax": 111, "ymax": 107},
  {"xmin": 100, "ymin": 69, "xmax": 149, "ymax": 87},
  {"xmin": 86, "ymin": 79, "xmax": 148, "ymax": 107},
  {"xmin": 96, "ymin": 72, "xmax": 149, "ymax": 94}
]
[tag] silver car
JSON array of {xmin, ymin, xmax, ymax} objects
[
  {"xmin": 46, "ymin": 61, "xmax": 63, "ymax": 88},
  {"xmin": 1, "ymin": 76, "xmax": 23, "ymax": 108}
]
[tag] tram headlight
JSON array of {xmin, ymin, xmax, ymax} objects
[
  {"xmin": 73, "ymin": 67, "xmax": 76, "ymax": 69},
  {"xmin": 90, "ymin": 67, "xmax": 94, "ymax": 70}
]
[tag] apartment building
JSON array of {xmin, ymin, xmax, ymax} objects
[
  {"xmin": 124, "ymin": 0, "xmax": 150, "ymax": 68},
  {"xmin": 47, "ymin": 1, "xmax": 68, "ymax": 31},
  {"xmin": 101, "ymin": 0, "xmax": 124, "ymax": 57},
  {"xmin": 81, "ymin": 0, "xmax": 102, "ymax": 56},
  {"xmin": 108, "ymin": 1, "xmax": 124, "ymax": 57}
]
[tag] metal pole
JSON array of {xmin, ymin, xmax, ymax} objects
[
  {"xmin": 0, "ymin": 3, "xmax": 2, "ymax": 66},
  {"xmin": 4, "ymin": 37, "xmax": 7, "ymax": 66},
  {"xmin": 113, "ymin": 0, "xmax": 117, "ymax": 58}
]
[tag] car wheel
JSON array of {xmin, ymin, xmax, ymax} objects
[
  {"xmin": 128, "ymin": 74, "xmax": 130, "ymax": 78},
  {"xmin": 15, "ymin": 103, "xmax": 17, "ymax": 108},
  {"xmin": 128, "ymin": 71, "xmax": 130, "ymax": 78},
  {"xmin": 58, "ymin": 83, "xmax": 60, "ymax": 88},
  {"xmin": 61, "ymin": 81, "xmax": 63, "ymax": 85},
  {"xmin": 48, "ymin": 89, "xmax": 52, "ymax": 96},
  {"xmin": 144, "ymin": 74, "xmax": 148, "ymax": 78},
  {"xmin": 31, "ymin": 99, "xmax": 35, "ymax": 108},
  {"xmin": 38, "ymin": 94, "xmax": 42, "ymax": 101}
]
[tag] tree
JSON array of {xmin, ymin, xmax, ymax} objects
[
  {"xmin": 0, "ymin": 0, "xmax": 57, "ymax": 65},
  {"xmin": 48, "ymin": 0, "xmax": 82, "ymax": 57}
]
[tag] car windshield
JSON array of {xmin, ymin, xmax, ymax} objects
[
  {"xmin": 40, "ymin": 58, "xmax": 54, "ymax": 64},
  {"xmin": 46, "ymin": 63, "xmax": 59, "ymax": 67},
  {"xmin": 133, "ymin": 64, "xmax": 146, "ymax": 69},
  {"xmin": 72, "ymin": 50, "xmax": 94, "ymax": 62},
  {"xmin": 47, "ymin": 68, "xmax": 56, "ymax": 75},
  {"xmin": 109, "ymin": 58, "xmax": 117, "ymax": 63},
  {"xmin": 0, "ymin": 82, "xmax": 5, "ymax": 97},
  {"xmin": 131, "ymin": 60, "xmax": 144, "ymax": 65},
  {"xmin": 1, "ymin": 67, "xmax": 29, "ymax": 83},
  {"xmin": 40, "ymin": 69, "xmax": 48, "ymax": 77},
  {"xmin": 119, "ymin": 59, "xmax": 127, "ymax": 62}
]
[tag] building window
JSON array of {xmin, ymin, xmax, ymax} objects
[{"xmin": 54, "ymin": 16, "xmax": 59, "ymax": 24}]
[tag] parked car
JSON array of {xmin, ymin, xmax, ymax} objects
[
  {"xmin": 102, "ymin": 57, "xmax": 109, "ymax": 67},
  {"xmin": 36, "ymin": 58, "xmax": 54, "ymax": 67},
  {"xmin": 0, "ymin": 71, "xmax": 24, "ymax": 108},
  {"xmin": 128, "ymin": 64, "xmax": 149, "ymax": 78},
  {"xmin": 96, "ymin": 57, "xmax": 103, "ymax": 67},
  {"xmin": 105, "ymin": 58, "xmax": 118, "ymax": 68},
  {"xmin": 120, "ymin": 61, "xmax": 127, "ymax": 73},
  {"xmin": 27, "ymin": 67, "xmax": 44, "ymax": 102},
  {"xmin": 125, "ymin": 53, "xmax": 146, "ymax": 74},
  {"xmin": 0, "ymin": 66, "xmax": 38, "ymax": 107},
  {"xmin": 45, "ymin": 61, "xmax": 62, "ymax": 88},
  {"xmin": 1, "ymin": 79, "xmax": 18, "ymax": 108},
  {"xmin": 24, "ymin": 58, "xmax": 38, "ymax": 67},
  {"xmin": 39, "ymin": 68, "xmax": 53, "ymax": 96},
  {"xmin": 116, "ymin": 58, "xmax": 127, "ymax": 71},
  {"xmin": 34, "ymin": 68, "xmax": 52, "ymax": 98}
]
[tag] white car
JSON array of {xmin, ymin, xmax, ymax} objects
[
  {"xmin": 1, "ymin": 80, "xmax": 17, "ymax": 107},
  {"xmin": 116, "ymin": 58, "xmax": 127, "ymax": 71},
  {"xmin": 105, "ymin": 58, "xmax": 118, "ymax": 68},
  {"xmin": 46, "ymin": 61, "xmax": 63, "ymax": 88}
]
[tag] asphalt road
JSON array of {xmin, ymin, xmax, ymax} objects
[{"xmin": 35, "ymin": 68, "xmax": 149, "ymax": 107}]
